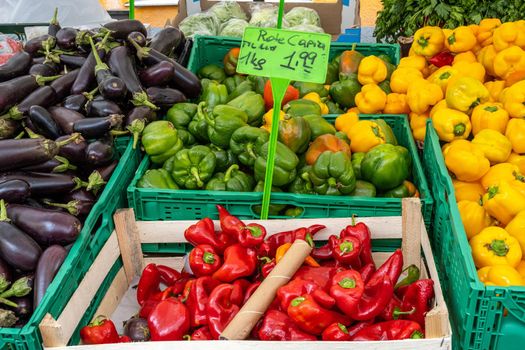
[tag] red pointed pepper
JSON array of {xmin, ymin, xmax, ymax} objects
[
  {"xmin": 139, "ymin": 287, "xmax": 173, "ymax": 319},
  {"xmin": 263, "ymin": 224, "xmax": 326, "ymax": 257},
  {"xmin": 136, "ymin": 264, "xmax": 161, "ymax": 307},
  {"xmin": 243, "ymin": 281, "xmax": 261, "ymax": 303},
  {"xmin": 294, "ymin": 266, "xmax": 339, "ymax": 291},
  {"xmin": 341, "ymin": 215, "xmax": 374, "ymax": 265},
  {"xmin": 212, "ymin": 244, "xmax": 257, "ymax": 282},
  {"xmin": 156, "ymin": 265, "xmax": 182, "ymax": 285},
  {"xmin": 186, "ymin": 276, "xmax": 220, "ymax": 328},
  {"xmin": 331, "ymin": 235, "xmax": 362, "ymax": 267},
  {"xmin": 428, "ymin": 51, "xmax": 454, "ymax": 68},
  {"xmin": 238, "ymin": 223, "xmax": 266, "ymax": 248},
  {"xmin": 352, "ymin": 320, "xmax": 424, "ymax": 340},
  {"xmin": 80, "ymin": 316, "xmax": 120, "ymax": 344},
  {"xmin": 400, "ymin": 279, "xmax": 435, "ymax": 327},
  {"xmin": 189, "ymin": 244, "xmax": 221, "ymax": 277},
  {"xmin": 184, "ymin": 218, "xmax": 228, "ymax": 252},
  {"xmin": 378, "ymin": 295, "xmax": 415, "ymax": 321},
  {"xmin": 278, "ymin": 278, "xmax": 336, "ymax": 311},
  {"xmin": 352, "ymin": 273, "xmax": 394, "ymax": 321},
  {"xmin": 207, "ymin": 283, "xmax": 244, "ymax": 339},
  {"xmin": 329, "ymin": 270, "xmax": 364, "ymax": 316},
  {"xmin": 148, "ymin": 297, "xmax": 190, "ymax": 341},
  {"xmin": 359, "ymin": 263, "xmax": 376, "ymax": 284},
  {"xmin": 322, "ymin": 322, "xmax": 352, "ymax": 341},
  {"xmin": 190, "ymin": 327, "xmax": 213, "ymax": 340},
  {"xmin": 347, "ymin": 320, "xmax": 375, "ymax": 339},
  {"xmin": 257, "ymin": 310, "xmax": 317, "ymax": 341},
  {"xmin": 311, "ymin": 242, "xmax": 333, "ymax": 261},
  {"xmin": 217, "ymin": 204, "xmax": 243, "ymax": 237},
  {"xmin": 260, "ymin": 257, "xmax": 276, "ymax": 278},
  {"xmin": 371, "ymin": 249, "xmax": 404, "ymax": 286},
  {"xmin": 118, "ymin": 335, "xmax": 131, "ymax": 343}
]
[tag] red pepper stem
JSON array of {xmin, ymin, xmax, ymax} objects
[
  {"xmin": 340, "ymin": 241, "xmax": 354, "ymax": 254},
  {"xmin": 203, "ymin": 252, "xmax": 216, "ymax": 264},
  {"xmin": 291, "ymin": 297, "xmax": 306, "ymax": 306},
  {"xmin": 305, "ymin": 233, "xmax": 314, "ymax": 247},
  {"xmin": 183, "ymin": 335, "xmax": 191, "ymax": 341},
  {"xmin": 259, "ymin": 256, "xmax": 272, "ymax": 264},
  {"xmin": 338, "ymin": 323, "xmax": 349, "ymax": 333},
  {"xmin": 245, "ymin": 225, "xmax": 263, "ymax": 238},
  {"xmin": 338, "ymin": 277, "xmax": 356, "ymax": 289},
  {"xmin": 412, "ymin": 330, "xmax": 424, "ymax": 339},
  {"xmin": 90, "ymin": 315, "xmax": 107, "ymax": 327},
  {"xmin": 392, "ymin": 306, "xmax": 416, "ymax": 319},
  {"xmin": 351, "ymin": 214, "xmax": 356, "ymax": 226}
]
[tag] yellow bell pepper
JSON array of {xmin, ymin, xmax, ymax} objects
[
  {"xmin": 478, "ymin": 265, "xmax": 524, "ymax": 286},
  {"xmin": 508, "ymin": 153, "xmax": 525, "ymax": 174},
  {"xmin": 303, "ymin": 92, "xmax": 329, "ymax": 114},
  {"xmin": 335, "ymin": 111, "xmax": 359, "ymax": 133},
  {"xmin": 445, "ymin": 76, "xmax": 490, "ymax": 112},
  {"xmin": 472, "ymin": 129, "xmax": 512, "ymax": 164},
  {"xmin": 357, "ymin": 56, "xmax": 388, "ymax": 85},
  {"xmin": 398, "ymin": 55, "xmax": 430, "ymax": 77},
  {"xmin": 346, "ymin": 120, "xmax": 386, "ymax": 153},
  {"xmin": 476, "ymin": 18, "xmax": 502, "ymax": 47},
  {"xmin": 481, "ymin": 163, "xmax": 522, "ymax": 189},
  {"xmin": 458, "ymin": 200, "xmax": 494, "ymax": 240},
  {"xmin": 502, "ymin": 81, "xmax": 525, "ymax": 118},
  {"xmin": 493, "ymin": 22, "xmax": 525, "ymax": 52},
  {"xmin": 262, "ymin": 109, "xmax": 285, "ymax": 131},
  {"xmin": 355, "ymin": 84, "xmax": 387, "ymax": 114},
  {"xmin": 409, "ymin": 112, "xmax": 429, "ymax": 142},
  {"xmin": 444, "ymin": 26, "xmax": 477, "ymax": 53},
  {"xmin": 493, "ymin": 46, "xmax": 525, "ymax": 80},
  {"xmin": 517, "ymin": 260, "xmax": 525, "ymax": 277},
  {"xmin": 477, "ymin": 45, "xmax": 498, "ymax": 77},
  {"xmin": 453, "ymin": 179, "xmax": 485, "ymax": 202},
  {"xmin": 453, "ymin": 51, "xmax": 477, "ymax": 64},
  {"xmin": 483, "ymin": 181, "xmax": 525, "ymax": 225},
  {"xmin": 383, "ymin": 93, "xmax": 410, "ymax": 114},
  {"xmin": 471, "ymin": 102, "xmax": 509, "ymax": 135},
  {"xmin": 470, "ymin": 226, "xmax": 522, "ymax": 268},
  {"xmin": 484, "ymin": 80, "xmax": 506, "ymax": 102},
  {"xmin": 432, "ymin": 108, "xmax": 471, "ymax": 142},
  {"xmin": 407, "ymin": 79, "xmax": 443, "ymax": 114},
  {"xmin": 452, "ymin": 61, "xmax": 486, "ymax": 82},
  {"xmin": 412, "ymin": 26, "xmax": 445, "ymax": 57},
  {"xmin": 429, "ymin": 100, "xmax": 448, "ymax": 119},
  {"xmin": 506, "ymin": 210, "xmax": 525, "ymax": 255},
  {"xmin": 390, "ymin": 67, "xmax": 423, "ymax": 94},
  {"xmin": 505, "ymin": 118, "xmax": 525, "ymax": 153},
  {"xmin": 427, "ymin": 66, "xmax": 460, "ymax": 94},
  {"xmin": 443, "ymin": 140, "xmax": 490, "ymax": 181}
]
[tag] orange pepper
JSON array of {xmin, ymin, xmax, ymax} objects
[{"xmin": 275, "ymin": 243, "xmax": 320, "ymax": 267}]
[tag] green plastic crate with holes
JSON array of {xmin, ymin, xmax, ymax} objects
[
  {"xmin": 127, "ymin": 114, "xmax": 432, "ymax": 225},
  {"xmin": 0, "ymin": 138, "xmax": 141, "ymax": 350},
  {"xmin": 187, "ymin": 35, "xmax": 401, "ymax": 73},
  {"xmin": 422, "ymin": 119, "xmax": 525, "ymax": 350}
]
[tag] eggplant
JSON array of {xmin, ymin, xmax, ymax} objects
[
  {"xmin": 63, "ymin": 92, "xmax": 93, "ymax": 113},
  {"xmin": 33, "ymin": 245, "xmax": 67, "ymax": 309},
  {"xmin": 0, "ymin": 172, "xmax": 88, "ymax": 196},
  {"xmin": 56, "ymin": 28, "xmax": 78, "ymax": 50},
  {"xmin": 149, "ymin": 26, "xmax": 184, "ymax": 57},
  {"xmin": 128, "ymin": 31, "xmax": 147, "ymax": 48},
  {"xmin": 29, "ymin": 63, "xmax": 59, "ymax": 77},
  {"xmin": 48, "ymin": 189, "xmax": 96, "ymax": 217},
  {"xmin": 57, "ymin": 135, "xmax": 88, "ymax": 163},
  {"xmin": 0, "ymin": 138, "xmax": 60, "ymax": 171},
  {"xmin": 24, "ymin": 35, "xmax": 56, "ymax": 57},
  {"xmin": 0, "ymin": 201, "xmax": 42, "ymax": 271},
  {"xmin": 50, "ymin": 69, "xmax": 80, "ymax": 100},
  {"xmin": 73, "ymin": 115, "xmax": 123, "ymax": 139},
  {"xmin": 49, "ymin": 106, "xmax": 85, "ymax": 134},
  {"xmin": 85, "ymin": 137, "xmax": 114, "ymax": 166},
  {"xmin": 103, "ymin": 19, "xmax": 147, "ymax": 40},
  {"xmin": 125, "ymin": 106, "xmax": 156, "ymax": 149},
  {"xmin": 48, "ymin": 8, "xmax": 61, "ymax": 36},
  {"xmin": 71, "ymin": 48, "xmax": 106, "ymax": 95},
  {"xmin": 5, "ymin": 86, "xmax": 57, "ymax": 119},
  {"xmin": 0, "ymin": 52, "xmax": 32, "ymax": 82},
  {"xmin": 88, "ymin": 37, "xmax": 127, "ymax": 101},
  {"xmin": 139, "ymin": 61, "xmax": 175, "ymax": 87},
  {"xmin": 0, "ymin": 75, "xmax": 60, "ymax": 114},
  {"xmin": 9, "ymin": 297, "xmax": 32, "ymax": 320},
  {"xmin": 20, "ymin": 156, "xmax": 76, "ymax": 173},
  {"xmin": 32, "ymin": 57, "xmax": 46, "ymax": 65},
  {"xmin": 59, "ymin": 54, "xmax": 87, "ymax": 68},
  {"xmin": 0, "ymin": 180, "xmax": 31, "ymax": 203},
  {"xmin": 7, "ymin": 204, "xmax": 81, "ymax": 246},
  {"xmin": 29, "ymin": 106, "xmax": 62, "ymax": 140},
  {"xmin": 85, "ymin": 98, "xmax": 122, "ymax": 118},
  {"xmin": 146, "ymin": 87, "xmax": 186, "ymax": 109},
  {"xmin": 0, "ymin": 118, "xmax": 20, "ymax": 140},
  {"xmin": 0, "ymin": 257, "xmax": 12, "ymax": 284},
  {"xmin": 93, "ymin": 160, "xmax": 118, "ymax": 182},
  {"xmin": 124, "ymin": 317, "xmax": 151, "ymax": 342}
]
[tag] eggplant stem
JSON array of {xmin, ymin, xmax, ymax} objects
[
  {"xmin": 88, "ymin": 36, "xmax": 109, "ymax": 73},
  {"xmin": 52, "ymin": 155, "xmax": 77, "ymax": 172},
  {"xmin": 13, "ymin": 130, "xmax": 25, "ymax": 139},
  {"xmin": 0, "ymin": 297, "xmax": 17, "ymax": 308},
  {"xmin": 50, "ymin": 8, "xmax": 59, "ymax": 25},
  {"xmin": 35, "ymin": 74, "xmax": 62, "ymax": 86},
  {"xmin": 86, "ymin": 171, "xmax": 107, "ymax": 194},
  {"xmin": 23, "ymin": 127, "xmax": 43, "ymax": 139},
  {"xmin": 127, "ymin": 119, "xmax": 145, "ymax": 149},
  {"xmin": 131, "ymin": 91, "xmax": 159, "ymax": 110},
  {"xmin": 0, "ymin": 200, "xmax": 10, "ymax": 222},
  {"xmin": 128, "ymin": 37, "xmax": 149, "ymax": 60},
  {"xmin": 6, "ymin": 106, "xmax": 23, "ymax": 120},
  {"xmin": 72, "ymin": 177, "xmax": 88, "ymax": 192},
  {"xmin": 82, "ymin": 87, "xmax": 99, "ymax": 101},
  {"xmin": 55, "ymin": 133, "xmax": 81, "ymax": 147},
  {"xmin": 110, "ymin": 130, "xmax": 129, "ymax": 136},
  {"xmin": 44, "ymin": 199, "xmax": 80, "ymax": 216}
]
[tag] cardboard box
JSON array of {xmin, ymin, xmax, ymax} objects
[{"xmin": 169, "ymin": 0, "xmax": 360, "ymax": 36}]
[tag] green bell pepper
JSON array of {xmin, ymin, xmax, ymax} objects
[
  {"xmin": 301, "ymin": 114, "xmax": 336, "ymax": 140},
  {"xmin": 188, "ymin": 102, "xmax": 211, "ymax": 143},
  {"xmin": 325, "ymin": 54, "xmax": 341, "ymax": 85},
  {"xmin": 284, "ymin": 207, "xmax": 304, "ymax": 217},
  {"xmin": 278, "ymin": 115, "xmax": 311, "ymax": 154},
  {"xmin": 288, "ymin": 166, "xmax": 315, "ymax": 194},
  {"xmin": 230, "ymin": 126, "xmax": 269, "ymax": 167},
  {"xmin": 373, "ymin": 119, "xmax": 398, "ymax": 145},
  {"xmin": 283, "ymin": 99, "xmax": 321, "ymax": 117},
  {"xmin": 326, "ymin": 100, "xmax": 345, "ymax": 114},
  {"xmin": 227, "ymin": 91, "xmax": 265, "ymax": 126},
  {"xmin": 309, "ymin": 151, "xmax": 356, "ymax": 195},
  {"xmin": 227, "ymin": 80, "xmax": 254, "ymax": 102},
  {"xmin": 292, "ymin": 82, "xmax": 329, "ymax": 98},
  {"xmin": 141, "ymin": 121, "xmax": 183, "ymax": 164},
  {"xmin": 204, "ymin": 104, "xmax": 248, "ymax": 148},
  {"xmin": 137, "ymin": 169, "xmax": 178, "ymax": 189},
  {"xmin": 168, "ymin": 145, "xmax": 217, "ymax": 189},
  {"xmin": 247, "ymin": 75, "xmax": 268, "ymax": 95},
  {"xmin": 197, "ymin": 64, "xmax": 226, "ymax": 82},
  {"xmin": 166, "ymin": 103, "xmax": 198, "ymax": 130},
  {"xmin": 210, "ymin": 144, "xmax": 237, "ymax": 172},
  {"xmin": 178, "ymin": 129, "xmax": 196, "ymax": 146},
  {"xmin": 224, "ymin": 75, "xmax": 246, "ymax": 94},
  {"xmin": 351, "ymin": 152, "xmax": 365, "ymax": 180},
  {"xmin": 205, "ymin": 164, "xmax": 254, "ymax": 192},
  {"xmin": 253, "ymin": 180, "xmax": 287, "ymax": 216},
  {"xmin": 254, "ymin": 141, "xmax": 299, "ymax": 187},
  {"xmin": 349, "ymin": 180, "xmax": 376, "ymax": 197},
  {"xmin": 378, "ymin": 80, "xmax": 392, "ymax": 94},
  {"xmin": 199, "ymin": 80, "xmax": 228, "ymax": 109},
  {"xmin": 377, "ymin": 54, "xmax": 395, "ymax": 80},
  {"xmin": 361, "ymin": 144, "xmax": 411, "ymax": 191},
  {"xmin": 329, "ymin": 74, "xmax": 361, "ymax": 108},
  {"xmin": 335, "ymin": 131, "xmax": 351, "ymax": 144},
  {"xmin": 382, "ymin": 181, "xmax": 416, "ymax": 198}
]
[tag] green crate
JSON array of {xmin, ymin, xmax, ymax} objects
[
  {"xmin": 0, "ymin": 138, "xmax": 141, "ymax": 350},
  {"xmin": 187, "ymin": 35, "xmax": 401, "ymax": 74},
  {"xmin": 422, "ymin": 119, "xmax": 525, "ymax": 350},
  {"xmin": 127, "ymin": 114, "xmax": 432, "ymax": 225}
]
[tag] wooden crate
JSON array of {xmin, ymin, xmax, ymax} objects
[{"xmin": 39, "ymin": 199, "xmax": 451, "ymax": 349}]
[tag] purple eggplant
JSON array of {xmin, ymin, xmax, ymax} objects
[
  {"xmin": 103, "ymin": 19, "xmax": 147, "ymax": 40},
  {"xmin": 0, "ymin": 257, "xmax": 12, "ymax": 284},
  {"xmin": 0, "ymin": 138, "xmax": 63, "ymax": 171},
  {"xmin": 139, "ymin": 61, "xmax": 175, "ymax": 87},
  {"xmin": 0, "ymin": 201, "xmax": 42, "ymax": 271},
  {"xmin": 0, "ymin": 74, "xmax": 60, "ymax": 114},
  {"xmin": 24, "ymin": 35, "xmax": 56, "ymax": 57},
  {"xmin": 20, "ymin": 156, "xmax": 77, "ymax": 173},
  {"xmin": 7, "ymin": 204, "xmax": 81, "ymax": 246},
  {"xmin": 128, "ymin": 31, "xmax": 147, "ymax": 48},
  {"xmin": 71, "ymin": 34, "xmax": 111, "ymax": 95},
  {"xmin": 124, "ymin": 317, "xmax": 151, "ymax": 341},
  {"xmin": 93, "ymin": 160, "xmax": 118, "ymax": 182},
  {"xmin": 50, "ymin": 69, "xmax": 80, "ymax": 100},
  {"xmin": 48, "ymin": 8, "xmax": 61, "ymax": 36},
  {"xmin": 85, "ymin": 137, "xmax": 114, "ymax": 166},
  {"xmin": 0, "ymin": 52, "xmax": 32, "ymax": 82},
  {"xmin": 29, "ymin": 106, "xmax": 62, "ymax": 140},
  {"xmin": 56, "ymin": 28, "xmax": 78, "ymax": 50},
  {"xmin": 146, "ymin": 87, "xmax": 186, "ymax": 109},
  {"xmin": 49, "ymin": 106, "xmax": 85, "ymax": 134},
  {"xmin": 88, "ymin": 37, "xmax": 127, "ymax": 101},
  {"xmin": 59, "ymin": 54, "xmax": 87, "ymax": 68},
  {"xmin": 0, "ymin": 180, "xmax": 31, "ymax": 203},
  {"xmin": 32, "ymin": 57, "xmax": 46, "ymax": 65},
  {"xmin": 149, "ymin": 26, "xmax": 184, "ymax": 57},
  {"xmin": 0, "ymin": 171, "xmax": 98, "ymax": 196},
  {"xmin": 33, "ymin": 245, "xmax": 67, "ymax": 309},
  {"xmin": 47, "ymin": 188, "xmax": 96, "ymax": 217},
  {"xmin": 63, "ymin": 87, "xmax": 97, "ymax": 112},
  {"xmin": 85, "ymin": 98, "xmax": 122, "ymax": 118},
  {"xmin": 57, "ymin": 135, "xmax": 87, "ymax": 163},
  {"xmin": 9, "ymin": 297, "xmax": 32, "ymax": 320},
  {"xmin": 5, "ymin": 86, "xmax": 57, "ymax": 120},
  {"xmin": 29, "ymin": 63, "xmax": 59, "ymax": 77},
  {"xmin": 73, "ymin": 115, "xmax": 123, "ymax": 139},
  {"xmin": 0, "ymin": 118, "xmax": 21, "ymax": 140}
]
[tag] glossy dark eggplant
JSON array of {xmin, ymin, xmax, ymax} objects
[
  {"xmin": 20, "ymin": 156, "xmax": 77, "ymax": 173},
  {"xmin": 71, "ymin": 48, "xmax": 106, "ymax": 95},
  {"xmin": 33, "ymin": 245, "xmax": 67, "ymax": 309},
  {"xmin": 0, "ymin": 138, "xmax": 60, "ymax": 171},
  {"xmin": 57, "ymin": 135, "xmax": 87, "ymax": 163},
  {"xmin": 103, "ymin": 19, "xmax": 147, "ymax": 40},
  {"xmin": 85, "ymin": 137, "xmax": 114, "ymax": 166},
  {"xmin": 146, "ymin": 87, "xmax": 186, "ymax": 109},
  {"xmin": 127, "ymin": 31, "xmax": 147, "ymax": 48},
  {"xmin": 0, "ymin": 52, "xmax": 32, "ymax": 82},
  {"xmin": 24, "ymin": 35, "xmax": 56, "ymax": 57},
  {"xmin": 0, "ymin": 75, "xmax": 60, "ymax": 114},
  {"xmin": 50, "ymin": 189, "xmax": 96, "ymax": 217},
  {"xmin": 150, "ymin": 27, "xmax": 184, "ymax": 57},
  {"xmin": 0, "ymin": 257, "xmax": 12, "ymax": 283},
  {"xmin": 0, "ymin": 172, "xmax": 89, "ymax": 196},
  {"xmin": 6, "ymin": 86, "xmax": 57, "ymax": 119},
  {"xmin": 29, "ymin": 106, "xmax": 62, "ymax": 140},
  {"xmin": 139, "ymin": 61, "xmax": 175, "ymax": 87},
  {"xmin": 73, "ymin": 115, "xmax": 122, "ymax": 139},
  {"xmin": 56, "ymin": 28, "xmax": 78, "ymax": 50},
  {"xmin": 32, "ymin": 57, "xmax": 46, "ymax": 65},
  {"xmin": 7, "ymin": 204, "xmax": 82, "ymax": 246},
  {"xmin": 62, "ymin": 90, "xmax": 95, "ymax": 113},
  {"xmin": 49, "ymin": 106, "xmax": 85, "ymax": 134},
  {"xmin": 85, "ymin": 98, "xmax": 122, "ymax": 118},
  {"xmin": 48, "ymin": 8, "xmax": 61, "ymax": 36},
  {"xmin": 0, "ymin": 180, "xmax": 31, "ymax": 203},
  {"xmin": 9, "ymin": 297, "xmax": 32, "ymax": 320},
  {"xmin": 88, "ymin": 37, "xmax": 127, "ymax": 101},
  {"xmin": 50, "ymin": 69, "xmax": 80, "ymax": 100},
  {"xmin": 93, "ymin": 160, "xmax": 118, "ymax": 182},
  {"xmin": 59, "ymin": 54, "xmax": 87, "ymax": 68},
  {"xmin": 124, "ymin": 317, "xmax": 151, "ymax": 342},
  {"xmin": 29, "ymin": 63, "xmax": 59, "ymax": 77}
]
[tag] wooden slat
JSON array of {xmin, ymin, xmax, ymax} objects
[
  {"xmin": 94, "ymin": 268, "xmax": 129, "ymax": 319},
  {"xmin": 401, "ymin": 198, "xmax": 422, "ymax": 270},
  {"xmin": 114, "ymin": 209, "xmax": 144, "ymax": 284}
]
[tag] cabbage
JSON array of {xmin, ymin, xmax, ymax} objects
[
  {"xmin": 219, "ymin": 18, "xmax": 249, "ymax": 38},
  {"xmin": 208, "ymin": 1, "xmax": 247, "ymax": 24},
  {"xmin": 249, "ymin": 5, "xmax": 288, "ymax": 28},
  {"xmin": 284, "ymin": 7, "xmax": 321, "ymax": 27},
  {"xmin": 289, "ymin": 24, "xmax": 325, "ymax": 34},
  {"xmin": 179, "ymin": 12, "xmax": 220, "ymax": 37}
]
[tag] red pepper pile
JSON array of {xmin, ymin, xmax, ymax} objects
[{"xmin": 80, "ymin": 207, "xmax": 435, "ymax": 343}]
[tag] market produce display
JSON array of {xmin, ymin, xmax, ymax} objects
[{"xmin": 80, "ymin": 206, "xmax": 433, "ymax": 343}]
